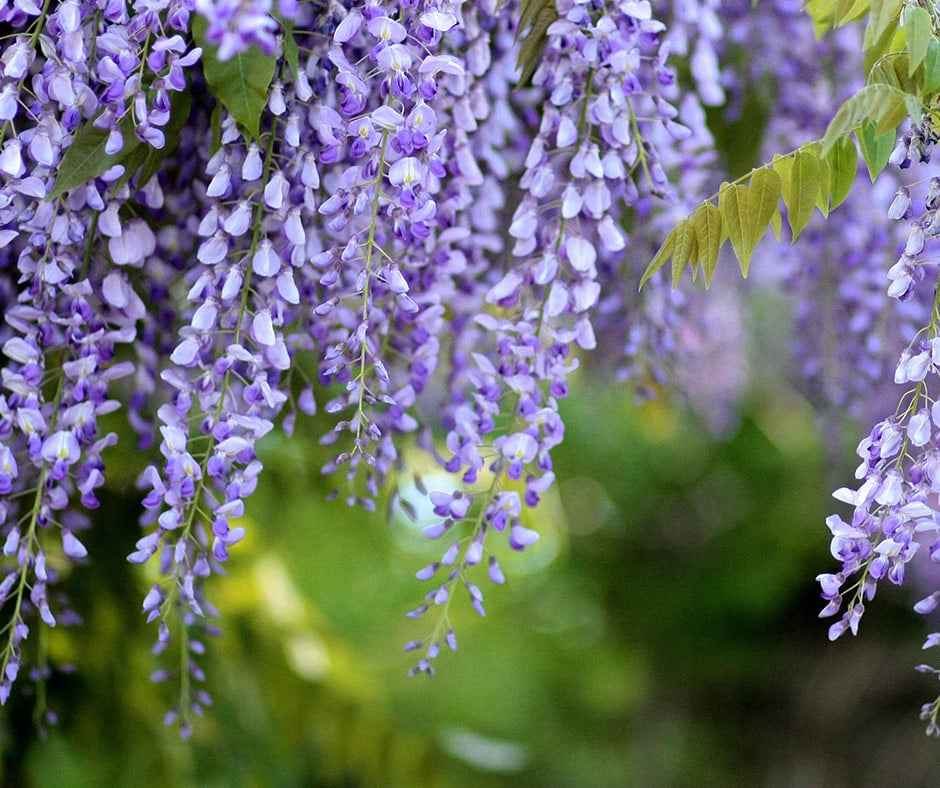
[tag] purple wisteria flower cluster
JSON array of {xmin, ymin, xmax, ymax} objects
[
  {"xmin": 0, "ymin": 0, "xmax": 724, "ymax": 734},
  {"xmin": 2, "ymin": 0, "xmax": 938, "ymax": 741},
  {"xmin": 817, "ymin": 120, "xmax": 940, "ymax": 735}
]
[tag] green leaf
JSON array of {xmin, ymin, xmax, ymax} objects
[
  {"xmin": 770, "ymin": 153, "xmax": 792, "ymax": 232},
  {"xmin": 869, "ymin": 51, "xmax": 916, "ymax": 93},
  {"xmin": 857, "ymin": 120, "xmax": 895, "ymax": 179},
  {"xmin": 814, "ymin": 146, "xmax": 833, "ymax": 217},
  {"xmin": 515, "ymin": 0, "xmax": 558, "ymax": 86},
  {"xmin": 49, "ymin": 117, "xmax": 142, "ymax": 200},
  {"xmin": 864, "ymin": 0, "xmax": 903, "ymax": 51},
  {"xmin": 834, "ymin": 0, "xmax": 870, "ymax": 25},
  {"xmin": 716, "ymin": 169, "xmax": 781, "ymax": 276},
  {"xmin": 209, "ymin": 104, "xmax": 223, "ymax": 156},
  {"xmin": 671, "ymin": 220, "xmax": 697, "ymax": 288},
  {"xmin": 747, "ymin": 168, "xmax": 782, "ymax": 248},
  {"xmin": 279, "ymin": 15, "xmax": 300, "ymax": 77},
  {"xmin": 826, "ymin": 136, "xmax": 858, "ymax": 210},
  {"xmin": 640, "ymin": 233, "xmax": 675, "ymax": 289},
  {"xmin": 822, "ymin": 93, "xmax": 864, "ymax": 152},
  {"xmin": 822, "ymin": 83, "xmax": 909, "ymax": 153},
  {"xmin": 923, "ymin": 38, "xmax": 940, "ymax": 94},
  {"xmin": 904, "ymin": 4, "xmax": 932, "ymax": 75},
  {"xmin": 779, "ymin": 148, "xmax": 821, "ymax": 240},
  {"xmin": 718, "ymin": 182, "xmax": 750, "ymax": 276},
  {"xmin": 904, "ymin": 91, "xmax": 924, "ymax": 127},
  {"xmin": 806, "ymin": 0, "xmax": 839, "ymax": 26},
  {"xmin": 693, "ymin": 203, "xmax": 723, "ymax": 287},
  {"xmin": 642, "ymin": 137, "xmax": 859, "ymax": 291},
  {"xmin": 192, "ymin": 16, "xmax": 276, "ymax": 141},
  {"xmin": 769, "ymin": 209, "xmax": 782, "ymax": 240},
  {"xmin": 872, "ymin": 85, "xmax": 909, "ymax": 134}
]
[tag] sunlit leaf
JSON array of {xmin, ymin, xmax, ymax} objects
[
  {"xmin": 857, "ymin": 120, "xmax": 895, "ymax": 180},
  {"xmin": 672, "ymin": 220, "xmax": 698, "ymax": 287},
  {"xmin": 643, "ymin": 141, "xmax": 855, "ymax": 290},
  {"xmin": 718, "ymin": 182, "xmax": 750, "ymax": 276},
  {"xmin": 868, "ymin": 51, "xmax": 915, "ymax": 93},
  {"xmin": 904, "ymin": 5, "xmax": 932, "ymax": 76},
  {"xmin": 771, "ymin": 154, "xmax": 792, "ymax": 233},
  {"xmin": 826, "ymin": 136, "xmax": 858, "ymax": 209},
  {"xmin": 923, "ymin": 38, "xmax": 940, "ymax": 94},
  {"xmin": 822, "ymin": 83, "xmax": 910, "ymax": 153},
  {"xmin": 834, "ymin": 0, "xmax": 870, "ymax": 25},
  {"xmin": 871, "ymin": 85, "xmax": 910, "ymax": 134},
  {"xmin": 779, "ymin": 148, "xmax": 821, "ymax": 240},
  {"xmin": 805, "ymin": 0, "xmax": 838, "ymax": 26},
  {"xmin": 640, "ymin": 232, "xmax": 675, "ymax": 288},
  {"xmin": 769, "ymin": 209, "xmax": 782, "ymax": 240},
  {"xmin": 746, "ymin": 168, "xmax": 782, "ymax": 265},
  {"xmin": 693, "ymin": 203, "xmax": 723, "ymax": 287},
  {"xmin": 864, "ymin": 0, "xmax": 903, "ymax": 51},
  {"xmin": 814, "ymin": 147, "xmax": 832, "ymax": 217}
]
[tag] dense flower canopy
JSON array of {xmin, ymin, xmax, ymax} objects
[{"xmin": 2, "ymin": 0, "xmax": 940, "ymax": 738}]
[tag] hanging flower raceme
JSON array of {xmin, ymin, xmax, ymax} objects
[
  {"xmin": 4, "ymin": 0, "xmax": 887, "ymax": 741},
  {"xmin": 399, "ymin": 0, "xmax": 717, "ymax": 673},
  {"xmin": 817, "ymin": 121, "xmax": 940, "ymax": 735},
  {"xmin": 0, "ymin": 0, "xmax": 178, "ymax": 726}
]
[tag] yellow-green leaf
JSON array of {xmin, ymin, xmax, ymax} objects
[
  {"xmin": 814, "ymin": 146, "xmax": 832, "ymax": 216},
  {"xmin": 747, "ymin": 167, "xmax": 782, "ymax": 258},
  {"xmin": 904, "ymin": 4, "xmax": 932, "ymax": 75},
  {"xmin": 806, "ymin": 0, "xmax": 839, "ymax": 26},
  {"xmin": 905, "ymin": 92, "xmax": 924, "ymax": 127},
  {"xmin": 823, "ymin": 99, "xmax": 855, "ymax": 151},
  {"xmin": 769, "ymin": 210, "xmax": 782, "ymax": 240},
  {"xmin": 781, "ymin": 148, "xmax": 821, "ymax": 240},
  {"xmin": 718, "ymin": 182, "xmax": 749, "ymax": 275},
  {"xmin": 857, "ymin": 120, "xmax": 895, "ymax": 180},
  {"xmin": 826, "ymin": 136, "xmax": 857, "ymax": 209},
  {"xmin": 693, "ymin": 203, "xmax": 723, "ymax": 287},
  {"xmin": 671, "ymin": 220, "xmax": 698, "ymax": 288},
  {"xmin": 834, "ymin": 0, "xmax": 870, "ymax": 26},
  {"xmin": 923, "ymin": 38, "xmax": 940, "ymax": 94},
  {"xmin": 869, "ymin": 51, "xmax": 915, "ymax": 92},
  {"xmin": 640, "ymin": 232, "xmax": 676, "ymax": 289},
  {"xmin": 822, "ymin": 83, "xmax": 910, "ymax": 153},
  {"xmin": 769, "ymin": 156, "xmax": 792, "ymax": 238},
  {"xmin": 864, "ymin": 0, "xmax": 903, "ymax": 51},
  {"xmin": 871, "ymin": 85, "xmax": 909, "ymax": 134}
]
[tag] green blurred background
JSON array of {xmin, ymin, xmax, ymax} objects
[{"xmin": 4, "ymin": 365, "xmax": 940, "ymax": 787}]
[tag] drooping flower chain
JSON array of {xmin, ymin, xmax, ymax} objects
[
  {"xmin": 0, "ymin": 0, "xmax": 736, "ymax": 733},
  {"xmin": 818, "ymin": 121, "xmax": 940, "ymax": 735}
]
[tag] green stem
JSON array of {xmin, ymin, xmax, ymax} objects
[
  {"xmin": 164, "ymin": 98, "xmax": 283, "ymax": 733},
  {"xmin": 354, "ymin": 127, "xmax": 391, "ymax": 450}
]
